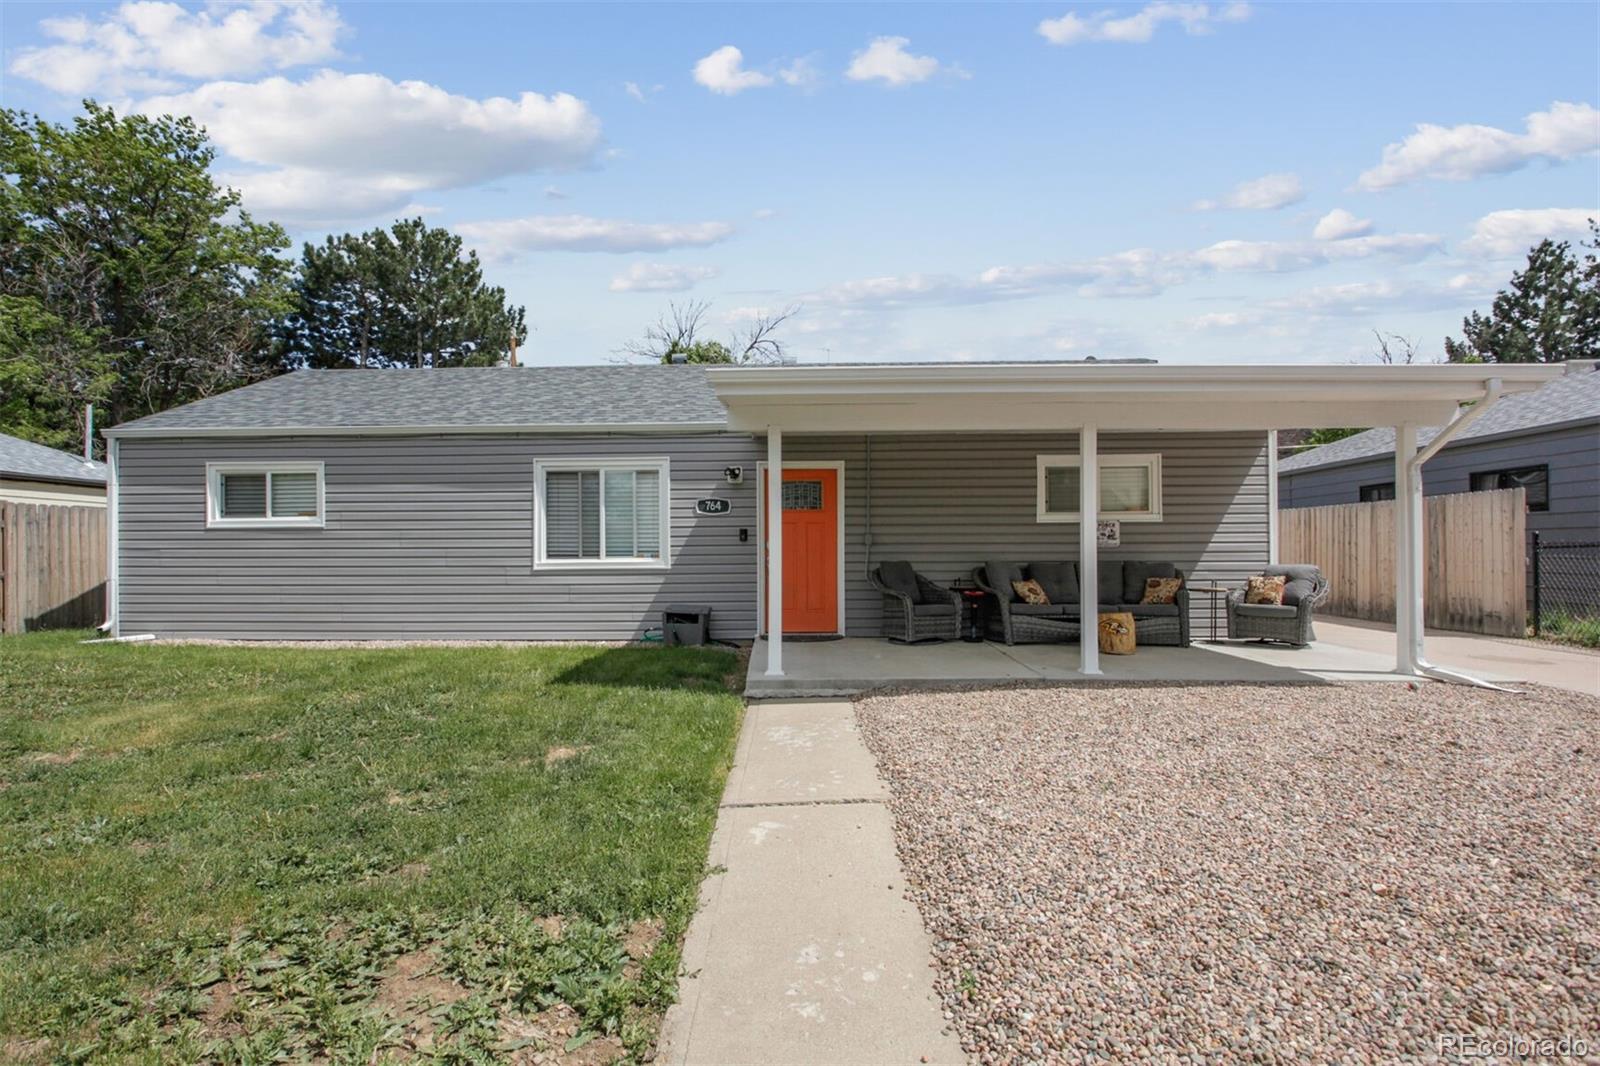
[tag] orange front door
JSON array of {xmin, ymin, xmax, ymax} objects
[{"xmin": 763, "ymin": 468, "xmax": 839, "ymax": 634}]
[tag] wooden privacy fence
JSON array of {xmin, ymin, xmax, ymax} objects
[
  {"xmin": 0, "ymin": 501, "xmax": 108, "ymax": 635},
  {"xmin": 1278, "ymin": 487, "xmax": 1527, "ymax": 637}
]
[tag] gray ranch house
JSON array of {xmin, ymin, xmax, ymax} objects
[{"xmin": 101, "ymin": 360, "xmax": 1562, "ymax": 679}]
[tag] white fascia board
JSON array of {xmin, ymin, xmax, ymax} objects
[{"xmin": 102, "ymin": 420, "xmax": 729, "ymax": 440}]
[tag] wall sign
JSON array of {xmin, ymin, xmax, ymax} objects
[
  {"xmin": 1097, "ymin": 519, "xmax": 1121, "ymax": 547},
  {"xmin": 696, "ymin": 498, "xmax": 732, "ymax": 516}
]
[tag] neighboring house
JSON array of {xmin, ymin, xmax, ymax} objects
[
  {"xmin": 100, "ymin": 361, "xmax": 1560, "ymax": 675},
  {"xmin": 1279, "ymin": 360, "xmax": 1600, "ymax": 551},
  {"xmin": 0, "ymin": 432, "xmax": 107, "ymax": 507}
]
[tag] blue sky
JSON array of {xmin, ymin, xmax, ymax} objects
[{"xmin": 4, "ymin": 1, "xmax": 1597, "ymax": 366}]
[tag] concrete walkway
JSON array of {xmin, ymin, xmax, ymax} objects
[
  {"xmin": 658, "ymin": 700, "xmax": 964, "ymax": 1066},
  {"xmin": 1315, "ymin": 617, "xmax": 1598, "ymax": 696}
]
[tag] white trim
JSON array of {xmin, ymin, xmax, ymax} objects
[
  {"xmin": 104, "ymin": 438, "xmax": 120, "ymax": 634},
  {"xmin": 755, "ymin": 458, "xmax": 847, "ymax": 638},
  {"xmin": 105, "ymin": 421, "xmax": 727, "ymax": 440},
  {"xmin": 1266, "ymin": 431, "xmax": 1280, "ymax": 565},
  {"xmin": 1078, "ymin": 426, "xmax": 1101, "ymax": 676},
  {"xmin": 205, "ymin": 461, "xmax": 326, "ymax": 529},
  {"xmin": 532, "ymin": 456, "xmax": 672, "ymax": 572},
  {"xmin": 1035, "ymin": 453, "xmax": 1163, "ymax": 523}
]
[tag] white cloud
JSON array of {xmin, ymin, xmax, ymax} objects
[
  {"xmin": 609, "ymin": 263, "xmax": 721, "ymax": 293},
  {"xmin": 693, "ymin": 45, "xmax": 774, "ymax": 95},
  {"xmin": 753, "ymin": 207, "xmax": 779, "ymax": 219},
  {"xmin": 803, "ymin": 230, "xmax": 1442, "ymax": 309},
  {"xmin": 1356, "ymin": 101, "xmax": 1600, "ymax": 191},
  {"xmin": 845, "ymin": 36, "xmax": 962, "ymax": 87},
  {"xmin": 1038, "ymin": 2, "xmax": 1250, "ymax": 45},
  {"xmin": 1313, "ymin": 208, "xmax": 1374, "ymax": 240},
  {"xmin": 624, "ymin": 81, "xmax": 645, "ymax": 102},
  {"xmin": 10, "ymin": 0, "xmax": 342, "ymax": 95},
  {"xmin": 1462, "ymin": 207, "xmax": 1598, "ymax": 258},
  {"xmin": 1192, "ymin": 172, "xmax": 1304, "ymax": 211},
  {"xmin": 779, "ymin": 55, "xmax": 822, "ymax": 89},
  {"xmin": 543, "ymin": 185, "xmax": 569, "ymax": 200},
  {"xmin": 138, "ymin": 71, "xmax": 601, "ymax": 223},
  {"xmin": 456, "ymin": 214, "xmax": 736, "ymax": 258}
]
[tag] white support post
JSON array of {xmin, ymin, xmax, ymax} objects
[
  {"xmin": 1393, "ymin": 424, "xmax": 1421, "ymax": 675},
  {"xmin": 1079, "ymin": 424, "xmax": 1101, "ymax": 676},
  {"xmin": 1266, "ymin": 430, "xmax": 1280, "ymax": 565},
  {"xmin": 765, "ymin": 426, "xmax": 784, "ymax": 678}
]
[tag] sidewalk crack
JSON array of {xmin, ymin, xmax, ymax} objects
[{"xmin": 719, "ymin": 797, "xmax": 883, "ymax": 809}]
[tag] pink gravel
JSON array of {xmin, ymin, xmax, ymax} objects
[{"xmin": 855, "ymin": 682, "xmax": 1600, "ymax": 1064}]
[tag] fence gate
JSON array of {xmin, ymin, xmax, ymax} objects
[
  {"xmin": 1531, "ymin": 534, "xmax": 1600, "ymax": 645},
  {"xmin": 1277, "ymin": 488, "xmax": 1527, "ymax": 637},
  {"xmin": 0, "ymin": 501, "xmax": 108, "ymax": 635}
]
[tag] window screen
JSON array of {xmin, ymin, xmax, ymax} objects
[
  {"xmin": 1359, "ymin": 482, "xmax": 1395, "ymax": 503},
  {"xmin": 543, "ymin": 466, "xmax": 663, "ymax": 562},
  {"xmin": 270, "ymin": 472, "xmax": 319, "ymax": 517},
  {"xmin": 1041, "ymin": 459, "xmax": 1157, "ymax": 517},
  {"xmin": 1470, "ymin": 466, "xmax": 1548, "ymax": 511},
  {"xmin": 220, "ymin": 473, "xmax": 268, "ymax": 518}
]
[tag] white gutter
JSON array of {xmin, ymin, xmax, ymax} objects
[
  {"xmin": 1404, "ymin": 378, "xmax": 1514, "ymax": 690},
  {"xmin": 101, "ymin": 420, "xmax": 729, "ymax": 440}
]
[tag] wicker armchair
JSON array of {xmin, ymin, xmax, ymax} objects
[
  {"xmin": 1226, "ymin": 564, "xmax": 1330, "ymax": 646},
  {"xmin": 870, "ymin": 562, "xmax": 962, "ymax": 643}
]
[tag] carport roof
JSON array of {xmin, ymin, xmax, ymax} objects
[{"xmin": 705, "ymin": 361, "xmax": 1567, "ymax": 434}]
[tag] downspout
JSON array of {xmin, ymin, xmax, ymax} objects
[
  {"xmin": 98, "ymin": 436, "xmax": 119, "ymax": 634},
  {"xmin": 1408, "ymin": 377, "xmax": 1510, "ymax": 689}
]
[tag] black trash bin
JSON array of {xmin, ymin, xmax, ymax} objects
[{"xmin": 662, "ymin": 604, "xmax": 712, "ymax": 646}]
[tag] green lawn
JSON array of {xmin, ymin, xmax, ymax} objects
[{"xmin": 0, "ymin": 633, "xmax": 744, "ymax": 1064}]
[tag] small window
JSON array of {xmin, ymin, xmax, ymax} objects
[
  {"xmin": 1359, "ymin": 482, "xmax": 1395, "ymax": 502},
  {"xmin": 206, "ymin": 463, "xmax": 324, "ymax": 528},
  {"xmin": 1470, "ymin": 465, "xmax": 1548, "ymax": 511},
  {"xmin": 536, "ymin": 459, "xmax": 669, "ymax": 569},
  {"xmin": 783, "ymin": 480, "xmax": 824, "ymax": 511},
  {"xmin": 1036, "ymin": 454, "xmax": 1162, "ymax": 523}
]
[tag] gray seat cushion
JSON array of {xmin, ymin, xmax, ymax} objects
[
  {"xmin": 1234, "ymin": 602, "xmax": 1298, "ymax": 619},
  {"xmin": 1126, "ymin": 603, "xmax": 1180, "ymax": 618},
  {"xmin": 1124, "ymin": 561, "xmax": 1179, "ymax": 604},
  {"xmin": 877, "ymin": 561, "xmax": 923, "ymax": 604},
  {"xmin": 1265, "ymin": 564, "xmax": 1321, "ymax": 606},
  {"xmin": 1010, "ymin": 603, "xmax": 1071, "ymax": 617},
  {"xmin": 911, "ymin": 603, "xmax": 957, "ymax": 616},
  {"xmin": 984, "ymin": 561, "xmax": 1025, "ymax": 602},
  {"xmin": 1026, "ymin": 561, "xmax": 1078, "ymax": 604}
]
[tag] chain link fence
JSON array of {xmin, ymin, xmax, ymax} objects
[{"xmin": 1531, "ymin": 533, "xmax": 1600, "ymax": 647}]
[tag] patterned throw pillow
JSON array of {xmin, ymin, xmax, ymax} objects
[
  {"xmin": 1012, "ymin": 578, "xmax": 1050, "ymax": 605},
  {"xmin": 1142, "ymin": 577, "xmax": 1183, "ymax": 604},
  {"xmin": 1245, "ymin": 574, "xmax": 1288, "ymax": 605}
]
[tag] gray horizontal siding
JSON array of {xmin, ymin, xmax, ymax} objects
[
  {"xmin": 120, "ymin": 429, "xmax": 1272, "ymax": 642},
  {"xmin": 118, "ymin": 434, "xmax": 761, "ymax": 640},
  {"xmin": 785, "ymin": 432, "xmax": 1270, "ymax": 637}
]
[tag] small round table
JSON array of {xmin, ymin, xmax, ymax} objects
[
  {"xmin": 1189, "ymin": 585, "xmax": 1230, "ymax": 643},
  {"xmin": 954, "ymin": 587, "xmax": 989, "ymax": 642}
]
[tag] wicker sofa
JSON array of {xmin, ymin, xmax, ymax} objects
[
  {"xmin": 972, "ymin": 560, "xmax": 1191, "ymax": 647},
  {"xmin": 869, "ymin": 561, "xmax": 963, "ymax": 643},
  {"xmin": 1225, "ymin": 564, "xmax": 1329, "ymax": 646}
]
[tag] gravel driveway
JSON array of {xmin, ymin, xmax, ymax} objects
[{"xmin": 855, "ymin": 682, "xmax": 1600, "ymax": 1063}]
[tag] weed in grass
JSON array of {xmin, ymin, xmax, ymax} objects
[{"xmin": 0, "ymin": 633, "xmax": 745, "ymax": 1064}]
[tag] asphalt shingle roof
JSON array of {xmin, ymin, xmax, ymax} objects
[
  {"xmin": 107, "ymin": 366, "xmax": 730, "ymax": 435},
  {"xmin": 1279, "ymin": 363, "xmax": 1600, "ymax": 473},
  {"xmin": 0, "ymin": 432, "xmax": 106, "ymax": 485}
]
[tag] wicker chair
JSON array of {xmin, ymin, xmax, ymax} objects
[
  {"xmin": 1226, "ymin": 564, "xmax": 1330, "ymax": 646},
  {"xmin": 870, "ymin": 562, "xmax": 962, "ymax": 643}
]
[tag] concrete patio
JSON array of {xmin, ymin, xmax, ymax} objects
[{"xmin": 742, "ymin": 621, "xmax": 1575, "ymax": 697}]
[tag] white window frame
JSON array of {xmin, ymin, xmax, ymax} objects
[
  {"xmin": 533, "ymin": 457, "xmax": 671, "ymax": 571},
  {"xmin": 205, "ymin": 461, "xmax": 326, "ymax": 529},
  {"xmin": 1036, "ymin": 453, "xmax": 1163, "ymax": 523}
]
